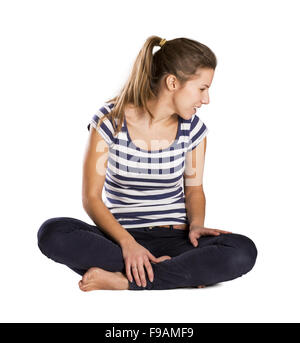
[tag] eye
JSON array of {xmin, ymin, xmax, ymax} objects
[{"xmin": 200, "ymin": 88, "xmax": 205, "ymax": 91}]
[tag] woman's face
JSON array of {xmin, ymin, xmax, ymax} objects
[{"xmin": 173, "ymin": 68, "xmax": 215, "ymax": 119}]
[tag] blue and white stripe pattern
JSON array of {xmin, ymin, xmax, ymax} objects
[{"xmin": 87, "ymin": 102, "xmax": 208, "ymax": 229}]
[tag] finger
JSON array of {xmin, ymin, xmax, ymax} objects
[
  {"xmin": 125, "ymin": 261, "xmax": 133, "ymax": 283},
  {"xmin": 214, "ymin": 229, "xmax": 233, "ymax": 234},
  {"xmin": 131, "ymin": 265, "xmax": 141, "ymax": 287},
  {"xmin": 190, "ymin": 238, "xmax": 198, "ymax": 247},
  {"xmin": 144, "ymin": 258, "xmax": 154, "ymax": 282},
  {"xmin": 205, "ymin": 227, "xmax": 232, "ymax": 234},
  {"xmin": 147, "ymin": 252, "xmax": 159, "ymax": 264},
  {"xmin": 138, "ymin": 263, "xmax": 147, "ymax": 287},
  {"xmin": 189, "ymin": 232, "xmax": 201, "ymax": 240},
  {"xmin": 203, "ymin": 229, "xmax": 221, "ymax": 236},
  {"xmin": 156, "ymin": 255, "xmax": 172, "ymax": 263}
]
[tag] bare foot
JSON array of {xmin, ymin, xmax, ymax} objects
[
  {"xmin": 197, "ymin": 285, "xmax": 206, "ymax": 288},
  {"xmin": 78, "ymin": 267, "xmax": 129, "ymax": 292}
]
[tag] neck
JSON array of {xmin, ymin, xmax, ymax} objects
[{"xmin": 142, "ymin": 98, "xmax": 177, "ymax": 127}]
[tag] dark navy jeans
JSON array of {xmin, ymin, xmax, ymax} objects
[{"xmin": 37, "ymin": 217, "xmax": 258, "ymax": 290}]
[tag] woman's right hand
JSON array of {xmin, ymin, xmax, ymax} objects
[{"xmin": 121, "ymin": 240, "xmax": 171, "ymax": 287}]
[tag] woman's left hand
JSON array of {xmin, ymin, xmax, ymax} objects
[{"xmin": 189, "ymin": 224, "xmax": 233, "ymax": 247}]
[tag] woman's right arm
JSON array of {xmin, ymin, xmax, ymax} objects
[
  {"xmin": 82, "ymin": 125, "xmax": 135, "ymax": 248},
  {"xmin": 82, "ymin": 126, "xmax": 170, "ymax": 286}
]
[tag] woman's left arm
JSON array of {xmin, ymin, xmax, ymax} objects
[
  {"xmin": 184, "ymin": 137, "xmax": 232, "ymax": 247},
  {"xmin": 184, "ymin": 136, "xmax": 207, "ymax": 227},
  {"xmin": 185, "ymin": 188, "xmax": 206, "ymax": 228}
]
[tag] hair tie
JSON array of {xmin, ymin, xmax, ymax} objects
[{"xmin": 159, "ymin": 38, "xmax": 167, "ymax": 47}]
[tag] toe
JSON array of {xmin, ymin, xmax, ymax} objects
[
  {"xmin": 82, "ymin": 267, "xmax": 97, "ymax": 283},
  {"xmin": 82, "ymin": 273, "xmax": 89, "ymax": 283},
  {"xmin": 81, "ymin": 283, "xmax": 93, "ymax": 292}
]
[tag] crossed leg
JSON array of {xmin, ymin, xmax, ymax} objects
[
  {"xmin": 126, "ymin": 229, "xmax": 258, "ymax": 290},
  {"xmin": 37, "ymin": 217, "xmax": 257, "ymax": 291}
]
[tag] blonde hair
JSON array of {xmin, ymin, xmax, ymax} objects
[{"xmin": 96, "ymin": 35, "xmax": 217, "ymax": 136}]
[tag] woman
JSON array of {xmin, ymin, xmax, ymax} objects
[{"xmin": 37, "ymin": 36, "xmax": 258, "ymax": 291}]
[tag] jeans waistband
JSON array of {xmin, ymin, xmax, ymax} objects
[{"xmin": 148, "ymin": 224, "xmax": 188, "ymax": 230}]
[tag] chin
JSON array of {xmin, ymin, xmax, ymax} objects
[
  {"xmin": 183, "ymin": 113, "xmax": 194, "ymax": 120},
  {"xmin": 177, "ymin": 107, "xmax": 195, "ymax": 119},
  {"xmin": 189, "ymin": 107, "xmax": 197, "ymax": 116}
]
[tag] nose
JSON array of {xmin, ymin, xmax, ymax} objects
[{"xmin": 201, "ymin": 97, "xmax": 209, "ymax": 105}]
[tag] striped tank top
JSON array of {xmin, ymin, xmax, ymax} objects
[{"xmin": 87, "ymin": 102, "xmax": 208, "ymax": 229}]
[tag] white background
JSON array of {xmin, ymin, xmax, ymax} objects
[{"xmin": 1, "ymin": 0, "xmax": 299, "ymax": 323}]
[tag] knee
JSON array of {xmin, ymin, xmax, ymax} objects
[
  {"xmin": 37, "ymin": 217, "xmax": 71, "ymax": 256},
  {"xmin": 224, "ymin": 233, "xmax": 258, "ymax": 274}
]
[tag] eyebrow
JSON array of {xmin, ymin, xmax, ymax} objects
[{"xmin": 203, "ymin": 84, "xmax": 210, "ymax": 88}]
